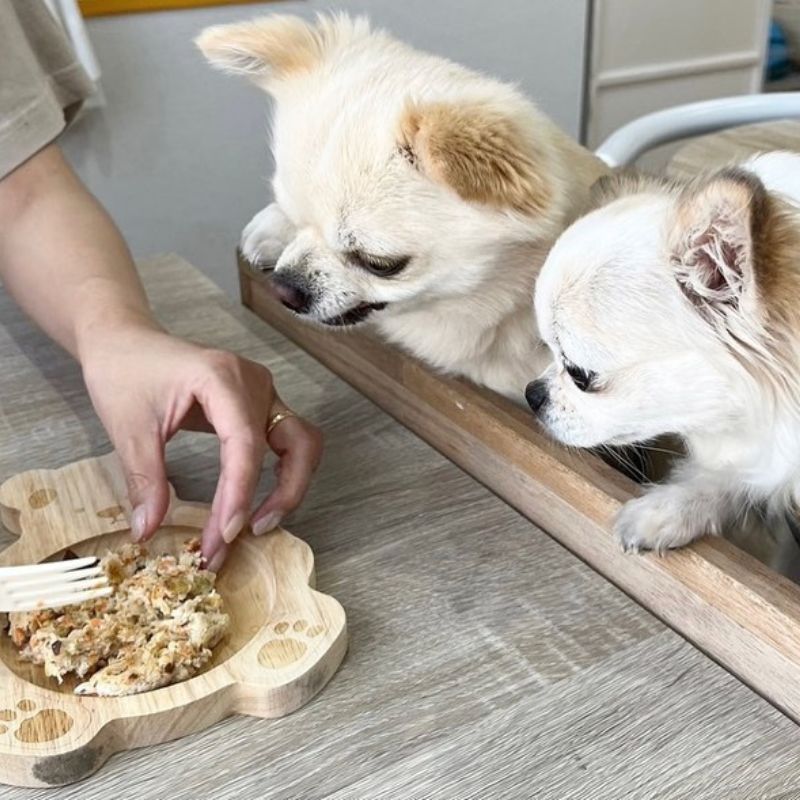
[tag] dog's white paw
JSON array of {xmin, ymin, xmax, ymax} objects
[
  {"xmin": 614, "ymin": 489, "xmax": 708, "ymax": 554},
  {"xmin": 240, "ymin": 203, "xmax": 295, "ymax": 268}
]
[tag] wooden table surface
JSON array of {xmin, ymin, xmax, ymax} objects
[
  {"xmin": 3, "ymin": 256, "xmax": 800, "ymax": 799},
  {"xmin": 668, "ymin": 120, "xmax": 800, "ymax": 179}
]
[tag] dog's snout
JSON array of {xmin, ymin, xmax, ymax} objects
[
  {"xmin": 270, "ymin": 271, "xmax": 313, "ymax": 314},
  {"xmin": 525, "ymin": 379, "xmax": 549, "ymax": 413}
]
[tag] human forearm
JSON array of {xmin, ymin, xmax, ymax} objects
[
  {"xmin": 0, "ymin": 144, "xmax": 157, "ymax": 360},
  {"xmin": 0, "ymin": 143, "xmax": 322, "ymax": 566}
]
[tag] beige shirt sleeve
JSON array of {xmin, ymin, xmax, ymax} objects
[{"xmin": 0, "ymin": 0, "xmax": 95, "ymax": 179}]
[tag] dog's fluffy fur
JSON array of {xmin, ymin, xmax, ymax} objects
[
  {"xmin": 196, "ymin": 13, "xmax": 607, "ymax": 398},
  {"xmin": 528, "ymin": 151, "xmax": 800, "ymax": 552}
]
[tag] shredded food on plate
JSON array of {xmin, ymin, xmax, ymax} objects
[{"xmin": 7, "ymin": 539, "xmax": 229, "ymax": 697}]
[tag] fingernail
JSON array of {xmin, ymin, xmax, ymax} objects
[
  {"xmin": 207, "ymin": 548, "xmax": 226, "ymax": 573},
  {"xmin": 130, "ymin": 505, "xmax": 147, "ymax": 542},
  {"xmin": 221, "ymin": 510, "xmax": 248, "ymax": 544},
  {"xmin": 252, "ymin": 511, "xmax": 282, "ymax": 536}
]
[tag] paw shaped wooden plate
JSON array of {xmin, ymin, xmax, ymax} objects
[{"xmin": 0, "ymin": 454, "xmax": 347, "ymax": 787}]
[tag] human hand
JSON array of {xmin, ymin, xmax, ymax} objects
[{"xmin": 79, "ymin": 320, "xmax": 323, "ymax": 570}]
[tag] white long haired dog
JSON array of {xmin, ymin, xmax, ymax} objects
[
  {"xmin": 196, "ymin": 14, "xmax": 607, "ymax": 398},
  {"xmin": 527, "ymin": 152, "xmax": 800, "ymax": 552}
]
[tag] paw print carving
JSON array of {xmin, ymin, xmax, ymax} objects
[
  {"xmin": 0, "ymin": 699, "xmax": 74, "ymax": 744},
  {"xmin": 258, "ymin": 619, "xmax": 327, "ymax": 669},
  {"xmin": 0, "ymin": 453, "xmax": 135, "ymax": 547},
  {"xmin": 27, "ymin": 489, "xmax": 57, "ymax": 510},
  {"xmin": 95, "ymin": 505, "xmax": 126, "ymax": 523}
]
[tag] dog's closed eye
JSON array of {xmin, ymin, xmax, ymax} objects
[
  {"xmin": 564, "ymin": 360, "xmax": 596, "ymax": 392},
  {"xmin": 346, "ymin": 250, "xmax": 411, "ymax": 277}
]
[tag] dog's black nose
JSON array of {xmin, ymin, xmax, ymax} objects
[
  {"xmin": 270, "ymin": 271, "xmax": 313, "ymax": 314},
  {"xmin": 525, "ymin": 379, "xmax": 549, "ymax": 413}
]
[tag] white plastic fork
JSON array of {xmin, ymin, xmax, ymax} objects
[{"xmin": 0, "ymin": 557, "xmax": 113, "ymax": 613}]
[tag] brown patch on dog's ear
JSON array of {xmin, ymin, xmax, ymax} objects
[
  {"xmin": 196, "ymin": 14, "xmax": 368, "ymax": 86},
  {"xmin": 398, "ymin": 101, "xmax": 551, "ymax": 216},
  {"xmin": 670, "ymin": 168, "xmax": 767, "ymax": 319}
]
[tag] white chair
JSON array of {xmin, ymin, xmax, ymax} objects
[{"xmin": 595, "ymin": 92, "xmax": 800, "ymax": 167}]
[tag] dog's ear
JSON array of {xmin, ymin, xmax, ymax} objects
[
  {"xmin": 195, "ymin": 14, "xmax": 367, "ymax": 86},
  {"xmin": 398, "ymin": 101, "xmax": 551, "ymax": 216},
  {"xmin": 670, "ymin": 168, "xmax": 767, "ymax": 319},
  {"xmin": 589, "ymin": 169, "xmax": 672, "ymax": 208}
]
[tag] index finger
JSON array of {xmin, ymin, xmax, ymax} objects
[{"xmin": 199, "ymin": 393, "xmax": 268, "ymax": 564}]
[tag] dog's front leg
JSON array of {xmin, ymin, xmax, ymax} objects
[
  {"xmin": 614, "ymin": 472, "xmax": 734, "ymax": 554},
  {"xmin": 240, "ymin": 202, "xmax": 296, "ymax": 269}
]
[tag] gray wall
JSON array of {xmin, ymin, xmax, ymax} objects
[{"xmin": 61, "ymin": 1, "xmax": 589, "ymax": 298}]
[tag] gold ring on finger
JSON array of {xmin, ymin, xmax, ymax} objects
[{"xmin": 267, "ymin": 409, "xmax": 297, "ymax": 436}]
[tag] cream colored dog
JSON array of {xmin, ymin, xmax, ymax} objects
[
  {"xmin": 529, "ymin": 152, "xmax": 800, "ymax": 552},
  {"xmin": 197, "ymin": 13, "xmax": 607, "ymax": 398}
]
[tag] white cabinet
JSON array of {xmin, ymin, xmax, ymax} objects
[{"xmin": 585, "ymin": 0, "xmax": 771, "ymax": 147}]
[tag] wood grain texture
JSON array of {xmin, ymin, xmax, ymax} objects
[
  {"xmin": 3, "ymin": 255, "xmax": 800, "ymax": 799},
  {"xmin": 0, "ymin": 454, "xmax": 346, "ymax": 788},
  {"xmin": 668, "ymin": 120, "xmax": 800, "ymax": 180}
]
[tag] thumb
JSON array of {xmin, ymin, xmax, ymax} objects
[{"xmin": 116, "ymin": 434, "xmax": 171, "ymax": 543}]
